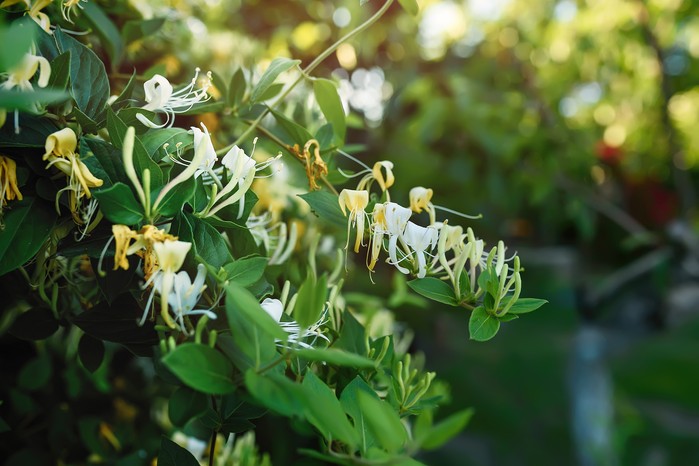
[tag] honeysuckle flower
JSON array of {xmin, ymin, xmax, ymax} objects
[
  {"xmin": 380, "ymin": 202, "xmax": 413, "ymax": 274},
  {"xmin": 353, "ymin": 160, "xmax": 396, "ymax": 199},
  {"xmin": 28, "ymin": 0, "xmax": 52, "ymax": 33},
  {"xmin": 61, "ymin": 0, "xmax": 86, "ymax": 23},
  {"xmin": 146, "ymin": 263, "xmax": 215, "ymax": 333},
  {"xmin": 0, "ymin": 155, "xmax": 23, "ymax": 213},
  {"xmin": 135, "ymin": 69, "xmax": 211, "ymax": 129},
  {"xmin": 148, "ymin": 240, "xmax": 192, "ymax": 329},
  {"xmin": 403, "ymin": 221, "xmax": 439, "ymax": 278},
  {"xmin": 43, "ymin": 128, "xmax": 103, "ymax": 223},
  {"xmin": 188, "ymin": 123, "xmax": 218, "ymax": 178},
  {"xmin": 260, "ymin": 297, "xmax": 329, "ymax": 349},
  {"xmin": 204, "ymin": 139, "xmax": 281, "ymax": 219},
  {"xmin": 339, "ymin": 189, "xmax": 369, "ymax": 253},
  {"xmin": 247, "ymin": 213, "xmax": 297, "ymax": 265},
  {"xmin": 1, "ymin": 49, "xmax": 50, "ymax": 92},
  {"xmin": 409, "ymin": 186, "xmax": 481, "ymax": 225},
  {"xmin": 111, "ymin": 225, "xmax": 141, "ymax": 271}
]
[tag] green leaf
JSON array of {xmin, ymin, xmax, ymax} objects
[
  {"xmin": 81, "ymin": 137, "xmax": 129, "ymax": 188},
  {"xmin": 340, "ymin": 377, "xmax": 381, "ymax": 454},
  {"xmin": 18, "ymin": 354, "xmax": 52, "ymax": 391},
  {"xmin": 254, "ymin": 82, "xmax": 284, "ymax": 102},
  {"xmin": 407, "ymin": 278, "xmax": 458, "ymax": 306},
  {"xmin": 223, "ymin": 255, "xmax": 268, "ymax": 287},
  {"xmin": 78, "ymin": 334, "xmax": 105, "ymax": 373},
  {"xmin": 0, "ymin": 114, "xmax": 59, "ymax": 148},
  {"xmin": 298, "ymin": 191, "xmax": 347, "ymax": 230},
  {"xmin": 0, "ymin": 197, "xmax": 56, "ymax": 277},
  {"xmin": 302, "ymin": 371, "xmax": 360, "ymax": 449},
  {"xmin": 181, "ymin": 212, "xmax": 233, "ymax": 269},
  {"xmin": 314, "ymin": 78, "xmax": 346, "ymax": 143},
  {"xmin": 158, "ymin": 436, "xmax": 200, "ymax": 466},
  {"xmin": 122, "ymin": 18, "xmax": 166, "ymax": 44},
  {"xmin": 141, "ymin": 127, "xmax": 193, "ymax": 159},
  {"xmin": 47, "ymin": 51, "xmax": 70, "ymax": 91},
  {"xmin": 72, "ymin": 106, "xmax": 101, "ymax": 134},
  {"xmin": 498, "ymin": 314, "xmax": 519, "ymax": 322},
  {"xmin": 54, "ymin": 28, "xmax": 110, "ymax": 121},
  {"xmin": 506, "ymin": 298, "xmax": 548, "ymax": 315},
  {"xmin": 82, "ymin": 1, "xmax": 124, "ymax": 67},
  {"xmin": 244, "ymin": 370, "xmax": 306, "ymax": 417},
  {"xmin": 0, "ymin": 88, "xmax": 70, "ymax": 112},
  {"xmin": 163, "ymin": 343, "xmax": 236, "ymax": 395},
  {"xmin": 72, "ymin": 294, "xmax": 158, "ymax": 356},
  {"xmin": 225, "ymin": 282, "xmax": 288, "ymax": 342},
  {"xmin": 398, "ymin": 0, "xmax": 420, "ymax": 16},
  {"xmin": 0, "ymin": 18, "xmax": 35, "ymax": 71},
  {"xmin": 152, "ymin": 177, "xmax": 195, "ymax": 218},
  {"xmin": 110, "ymin": 70, "xmax": 138, "ymax": 111},
  {"xmin": 357, "ymin": 391, "xmax": 407, "ymax": 454},
  {"xmin": 468, "ymin": 306, "xmax": 500, "ymax": 342},
  {"xmin": 293, "ymin": 348, "xmax": 376, "ymax": 369},
  {"xmin": 228, "ymin": 68, "xmax": 246, "ymax": 107},
  {"xmin": 9, "ymin": 308, "xmax": 59, "ymax": 341},
  {"xmin": 269, "ymin": 108, "xmax": 314, "ymax": 146},
  {"xmin": 106, "ymin": 107, "xmax": 163, "ymax": 186},
  {"xmin": 92, "ymin": 182, "xmax": 144, "ymax": 225},
  {"xmin": 336, "ymin": 311, "xmax": 367, "ymax": 356},
  {"xmin": 168, "ymin": 386, "xmax": 208, "ymax": 427},
  {"xmin": 420, "ymin": 408, "xmax": 474, "ymax": 450},
  {"xmin": 294, "ymin": 272, "xmax": 327, "ymax": 330},
  {"xmin": 117, "ymin": 107, "xmax": 156, "ymax": 132},
  {"xmin": 250, "ymin": 57, "xmax": 300, "ymax": 103}
]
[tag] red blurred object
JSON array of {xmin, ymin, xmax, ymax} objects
[{"xmin": 595, "ymin": 140, "xmax": 624, "ymax": 164}]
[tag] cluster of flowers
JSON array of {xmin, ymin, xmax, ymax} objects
[
  {"xmin": 1, "ymin": 49, "xmax": 311, "ymax": 338},
  {"xmin": 339, "ymin": 158, "xmax": 522, "ymax": 310}
]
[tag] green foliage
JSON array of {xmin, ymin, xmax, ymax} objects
[
  {"xmin": 407, "ymin": 278, "xmax": 458, "ymax": 306},
  {"xmin": 163, "ymin": 344, "xmax": 236, "ymax": 395}
]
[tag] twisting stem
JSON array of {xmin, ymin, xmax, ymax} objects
[{"xmin": 218, "ymin": 0, "xmax": 396, "ymax": 155}]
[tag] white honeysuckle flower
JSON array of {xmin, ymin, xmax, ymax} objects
[
  {"xmin": 146, "ymin": 240, "xmax": 192, "ymax": 329},
  {"xmin": 247, "ymin": 213, "xmax": 298, "ymax": 265},
  {"xmin": 403, "ymin": 221, "xmax": 439, "ymax": 278},
  {"xmin": 202, "ymin": 138, "xmax": 281, "ymax": 219},
  {"xmin": 339, "ymin": 189, "xmax": 369, "ymax": 253},
  {"xmin": 2, "ymin": 49, "xmax": 50, "ymax": 92},
  {"xmin": 381, "ymin": 202, "xmax": 413, "ymax": 274},
  {"xmin": 147, "ymin": 264, "xmax": 215, "ymax": 333},
  {"xmin": 135, "ymin": 69, "xmax": 211, "ymax": 128},
  {"xmin": 260, "ymin": 298, "xmax": 284, "ymax": 322},
  {"xmin": 189, "ymin": 123, "xmax": 218, "ymax": 178},
  {"xmin": 260, "ymin": 297, "xmax": 330, "ymax": 349}
]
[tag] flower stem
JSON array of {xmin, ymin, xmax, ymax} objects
[{"xmin": 218, "ymin": 0, "xmax": 396, "ymax": 155}]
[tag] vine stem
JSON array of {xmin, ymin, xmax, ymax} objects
[
  {"xmin": 218, "ymin": 0, "xmax": 396, "ymax": 155},
  {"xmin": 208, "ymin": 396, "xmax": 218, "ymax": 466}
]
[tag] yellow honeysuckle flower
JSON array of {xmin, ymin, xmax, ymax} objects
[
  {"xmin": 43, "ymin": 128, "xmax": 103, "ymax": 224},
  {"xmin": 0, "ymin": 155, "xmax": 23, "ymax": 211},
  {"xmin": 352, "ymin": 160, "xmax": 396, "ymax": 200},
  {"xmin": 2, "ymin": 50, "xmax": 50, "ymax": 92},
  {"xmin": 28, "ymin": 0, "xmax": 52, "ymax": 33},
  {"xmin": 111, "ymin": 225, "xmax": 140, "ymax": 271},
  {"xmin": 409, "ymin": 186, "xmax": 433, "ymax": 214},
  {"xmin": 61, "ymin": 0, "xmax": 87, "ymax": 24},
  {"xmin": 372, "ymin": 161, "xmax": 395, "ymax": 192},
  {"xmin": 339, "ymin": 188, "xmax": 369, "ymax": 253}
]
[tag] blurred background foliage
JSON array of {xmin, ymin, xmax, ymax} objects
[{"xmin": 4, "ymin": 0, "xmax": 699, "ymax": 464}]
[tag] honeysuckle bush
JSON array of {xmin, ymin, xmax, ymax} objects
[{"xmin": 0, "ymin": 1, "xmax": 546, "ymax": 464}]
